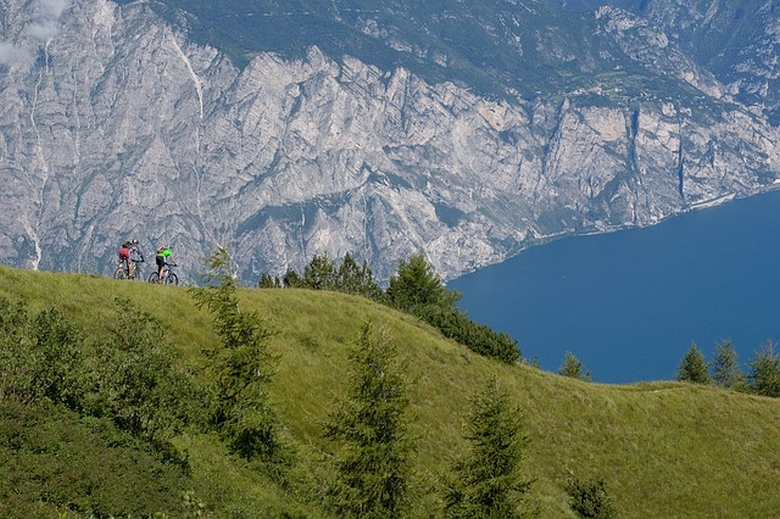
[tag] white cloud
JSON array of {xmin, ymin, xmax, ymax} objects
[
  {"xmin": 27, "ymin": 20, "xmax": 61, "ymax": 41},
  {"xmin": 0, "ymin": 42, "xmax": 14, "ymax": 65},
  {"xmin": 27, "ymin": 0, "xmax": 72, "ymax": 41},
  {"xmin": 0, "ymin": 40, "xmax": 34, "ymax": 68},
  {"xmin": 42, "ymin": 0, "xmax": 71, "ymax": 19},
  {"xmin": 0, "ymin": 0, "xmax": 71, "ymax": 73},
  {"xmin": 0, "ymin": 0, "xmax": 71, "ymax": 71}
]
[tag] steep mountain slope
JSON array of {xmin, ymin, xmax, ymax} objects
[
  {"xmin": 2, "ymin": 265, "xmax": 780, "ymax": 517},
  {"xmin": 1, "ymin": 0, "xmax": 779, "ymax": 284},
  {"xmin": 557, "ymin": 0, "xmax": 780, "ymax": 124}
]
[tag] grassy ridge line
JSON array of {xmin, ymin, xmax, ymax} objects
[{"xmin": 2, "ymin": 266, "xmax": 780, "ymax": 518}]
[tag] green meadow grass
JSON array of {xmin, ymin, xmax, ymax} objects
[{"xmin": 2, "ymin": 265, "xmax": 779, "ymax": 518}]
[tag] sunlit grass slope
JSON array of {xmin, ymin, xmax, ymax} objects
[{"xmin": 2, "ymin": 265, "xmax": 779, "ymax": 518}]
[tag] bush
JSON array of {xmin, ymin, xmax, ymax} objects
[
  {"xmin": 565, "ymin": 475, "xmax": 616, "ymax": 519},
  {"xmin": 416, "ymin": 305, "xmax": 520, "ymax": 364},
  {"xmin": 0, "ymin": 298, "xmax": 84, "ymax": 408},
  {"xmin": 84, "ymin": 298, "xmax": 200, "ymax": 449},
  {"xmin": 0, "ymin": 400, "xmax": 190, "ymax": 518}
]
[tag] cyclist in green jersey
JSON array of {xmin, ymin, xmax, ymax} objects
[{"xmin": 155, "ymin": 246, "xmax": 177, "ymax": 283}]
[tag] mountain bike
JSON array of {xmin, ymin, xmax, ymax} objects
[
  {"xmin": 114, "ymin": 259, "xmax": 144, "ymax": 281},
  {"xmin": 148, "ymin": 263, "xmax": 179, "ymax": 285}
]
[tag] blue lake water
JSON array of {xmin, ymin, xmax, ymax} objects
[{"xmin": 448, "ymin": 190, "xmax": 780, "ymax": 383}]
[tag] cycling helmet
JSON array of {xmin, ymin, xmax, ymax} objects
[{"xmin": 132, "ymin": 239, "xmax": 139, "ymax": 245}]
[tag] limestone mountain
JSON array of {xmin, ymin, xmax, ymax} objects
[{"xmin": 1, "ymin": 0, "xmax": 779, "ymax": 283}]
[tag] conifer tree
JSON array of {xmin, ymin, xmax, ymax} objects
[
  {"xmin": 190, "ymin": 247, "xmax": 283, "ymax": 461},
  {"xmin": 303, "ymin": 252, "xmax": 338, "ymax": 290},
  {"xmin": 324, "ymin": 323, "xmax": 413, "ymax": 519},
  {"xmin": 336, "ymin": 253, "xmax": 382, "ymax": 300},
  {"xmin": 386, "ymin": 252, "xmax": 460, "ymax": 314},
  {"xmin": 711, "ymin": 339, "xmax": 746, "ymax": 390},
  {"xmin": 258, "ymin": 273, "xmax": 282, "ymax": 288},
  {"xmin": 676, "ymin": 343, "xmax": 711, "ymax": 384},
  {"xmin": 747, "ymin": 340, "xmax": 780, "ymax": 397},
  {"xmin": 559, "ymin": 351, "xmax": 592, "ymax": 381},
  {"xmin": 444, "ymin": 377, "xmax": 531, "ymax": 519},
  {"xmin": 283, "ymin": 267, "xmax": 304, "ymax": 287}
]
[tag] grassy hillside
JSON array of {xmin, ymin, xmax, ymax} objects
[{"xmin": 2, "ymin": 265, "xmax": 780, "ymax": 518}]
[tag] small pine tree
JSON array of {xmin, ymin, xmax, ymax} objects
[
  {"xmin": 283, "ymin": 267, "xmax": 304, "ymax": 287},
  {"xmin": 558, "ymin": 352, "xmax": 592, "ymax": 381},
  {"xmin": 258, "ymin": 273, "xmax": 281, "ymax": 288},
  {"xmin": 303, "ymin": 252, "xmax": 338, "ymax": 290},
  {"xmin": 710, "ymin": 339, "xmax": 746, "ymax": 390},
  {"xmin": 747, "ymin": 340, "xmax": 780, "ymax": 397},
  {"xmin": 336, "ymin": 253, "xmax": 383, "ymax": 300},
  {"xmin": 444, "ymin": 377, "xmax": 531, "ymax": 519},
  {"xmin": 190, "ymin": 247, "xmax": 283, "ymax": 461},
  {"xmin": 324, "ymin": 323, "xmax": 413, "ymax": 519},
  {"xmin": 386, "ymin": 253, "xmax": 460, "ymax": 314},
  {"xmin": 676, "ymin": 343, "xmax": 711, "ymax": 384}
]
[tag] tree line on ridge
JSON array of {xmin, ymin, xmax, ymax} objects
[{"xmin": 260, "ymin": 251, "xmax": 521, "ymax": 365}]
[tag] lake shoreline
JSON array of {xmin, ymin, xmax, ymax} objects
[{"xmin": 450, "ymin": 188, "xmax": 780, "ymax": 383}]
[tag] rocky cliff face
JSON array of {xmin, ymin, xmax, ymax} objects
[{"xmin": 1, "ymin": 0, "xmax": 779, "ymax": 284}]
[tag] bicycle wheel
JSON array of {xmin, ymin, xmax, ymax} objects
[
  {"xmin": 148, "ymin": 272, "xmax": 159, "ymax": 284},
  {"xmin": 114, "ymin": 267, "xmax": 126, "ymax": 280},
  {"xmin": 166, "ymin": 272, "xmax": 179, "ymax": 286}
]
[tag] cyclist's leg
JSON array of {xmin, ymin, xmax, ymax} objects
[
  {"xmin": 156, "ymin": 256, "xmax": 165, "ymax": 283},
  {"xmin": 119, "ymin": 248, "xmax": 131, "ymax": 277}
]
